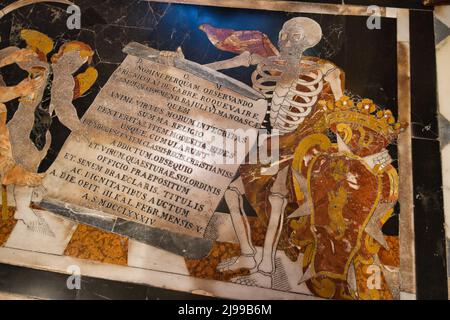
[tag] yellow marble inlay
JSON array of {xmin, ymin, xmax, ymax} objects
[
  {"xmin": 20, "ymin": 29, "xmax": 54, "ymax": 56},
  {"xmin": 0, "ymin": 207, "xmax": 17, "ymax": 246},
  {"xmin": 64, "ymin": 224, "xmax": 128, "ymax": 266}
]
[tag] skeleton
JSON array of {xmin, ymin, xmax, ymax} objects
[
  {"xmin": 206, "ymin": 18, "xmax": 343, "ymax": 134},
  {"xmin": 202, "ymin": 17, "xmax": 345, "ymax": 288},
  {"xmin": 253, "ymin": 59, "xmax": 324, "ymax": 133}
]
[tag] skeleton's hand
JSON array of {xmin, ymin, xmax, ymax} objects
[{"xmin": 158, "ymin": 47, "xmax": 184, "ymax": 66}]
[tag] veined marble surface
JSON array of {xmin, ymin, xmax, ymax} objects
[
  {"xmin": 0, "ymin": 0, "xmax": 443, "ymax": 300},
  {"xmin": 434, "ymin": 4, "xmax": 450, "ymax": 300}
]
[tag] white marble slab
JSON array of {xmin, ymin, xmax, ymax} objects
[
  {"xmin": 0, "ymin": 246, "xmax": 320, "ymax": 300},
  {"xmin": 4, "ymin": 210, "xmax": 78, "ymax": 255},
  {"xmin": 127, "ymin": 240, "xmax": 190, "ymax": 275}
]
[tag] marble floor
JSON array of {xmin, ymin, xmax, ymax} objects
[{"xmin": 0, "ymin": 0, "xmax": 447, "ymax": 300}]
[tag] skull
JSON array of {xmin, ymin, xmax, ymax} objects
[{"xmin": 278, "ymin": 17, "xmax": 322, "ymax": 60}]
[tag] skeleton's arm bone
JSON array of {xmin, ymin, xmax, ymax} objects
[
  {"xmin": 258, "ymin": 166, "xmax": 290, "ymax": 274},
  {"xmin": 205, "ymin": 51, "xmax": 264, "ymax": 70},
  {"xmin": 321, "ymin": 63, "xmax": 343, "ymax": 100}
]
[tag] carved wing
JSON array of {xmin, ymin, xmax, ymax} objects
[{"xmin": 199, "ymin": 24, "xmax": 279, "ymax": 57}]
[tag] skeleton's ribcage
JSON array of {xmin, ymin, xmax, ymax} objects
[{"xmin": 252, "ymin": 63, "xmax": 324, "ymax": 133}]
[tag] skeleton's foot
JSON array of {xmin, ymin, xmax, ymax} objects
[
  {"xmin": 216, "ymin": 254, "xmax": 257, "ymax": 273},
  {"xmin": 230, "ymin": 271, "xmax": 273, "ymax": 288}
]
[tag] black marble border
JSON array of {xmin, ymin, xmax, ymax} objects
[
  {"xmin": 39, "ymin": 200, "xmax": 214, "ymax": 260},
  {"xmin": 410, "ymin": 9, "xmax": 448, "ymax": 299},
  {"xmin": 0, "ymin": 263, "xmax": 212, "ymax": 300},
  {"xmin": 0, "ymin": 0, "xmax": 446, "ymax": 301}
]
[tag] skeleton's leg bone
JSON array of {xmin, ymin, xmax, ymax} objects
[
  {"xmin": 217, "ymin": 177, "xmax": 257, "ymax": 272},
  {"xmin": 259, "ymin": 194, "xmax": 287, "ymax": 273},
  {"xmin": 224, "ymin": 178, "xmax": 255, "ymax": 256},
  {"xmin": 230, "ymin": 167, "xmax": 289, "ymax": 287},
  {"xmin": 257, "ymin": 166, "xmax": 289, "ymax": 274},
  {"xmin": 225, "ymin": 186, "xmax": 255, "ymax": 255},
  {"xmin": 271, "ymin": 198, "xmax": 285, "ymax": 269}
]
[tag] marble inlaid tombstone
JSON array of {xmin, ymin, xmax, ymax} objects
[{"xmin": 0, "ymin": 0, "xmax": 419, "ymax": 300}]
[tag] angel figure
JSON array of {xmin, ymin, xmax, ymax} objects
[
  {"xmin": 0, "ymin": 48, "xmax": 45, "ymax": 221},
  {"xmin": 0, "ymin": 28, "xmax": 97, "ymax": 234}
]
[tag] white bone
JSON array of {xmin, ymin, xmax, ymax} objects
[{"xmin": 270, "ymin": 66, "xmax": 324, "ymax": 132}]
